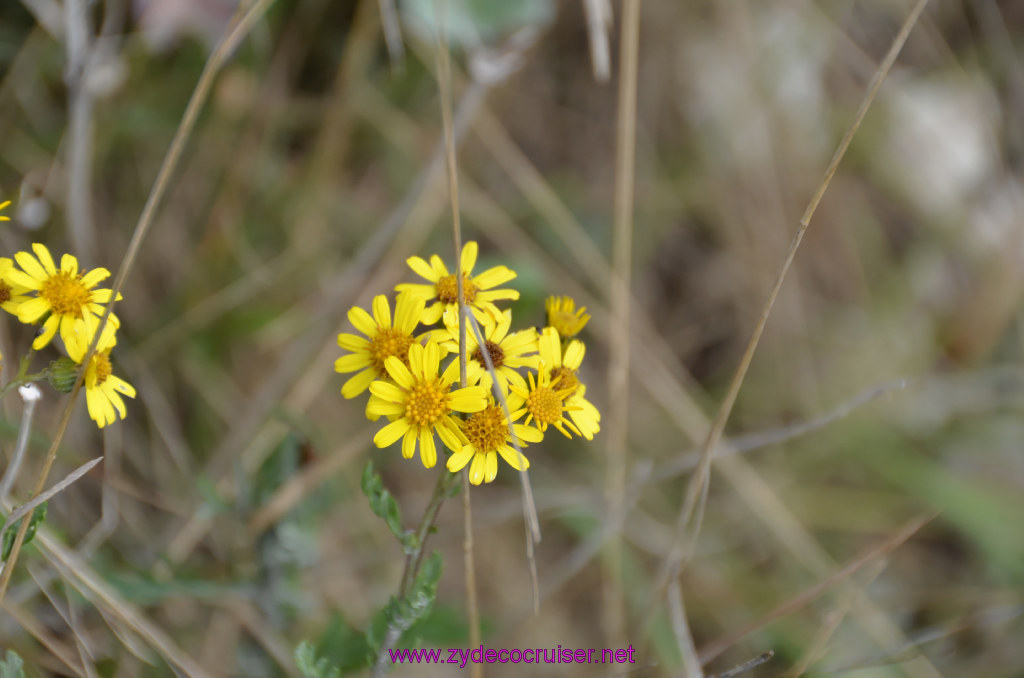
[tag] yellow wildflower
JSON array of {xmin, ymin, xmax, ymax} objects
[
  {"xmin": 446, "ymin": 391, "xmax": 542, "ymax": 485},
  {"xmin": 0, "ymin": 258, "xmax": 32, "ymax": 315},
  {"xmin": 546, "ymin": 295, "xmax": 589, "ymax": 338},
  {"xmin": 395, "ymin": 241, "xmax": 518, "ymax": 325},
  {"xmin": 7, "ymin": 244, "xmax": 120, "ymax": 350},
  {"xmin": 539, "ymin": 326, "xmax": 600, "ymax": 440},
  {"xmin": 367, "ymin": 340, "xmax": 486, "ymax": 468},
  {"xmin": 438, "ymin": 308, "xmax": 539, "ymax": 392},
  {"xmin": 335, "ymin": 294, "xmax": 425, "ymax": 399},
  {"xmin": 66, "ymin": 315, "xmax": 135, "ymax": 429}
]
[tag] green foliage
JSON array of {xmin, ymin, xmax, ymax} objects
[
  {"xmin": 302, "ymin": 613, "xmax": 372, "ymax": 676},
  {"xmin": 295, "ymin": 642, "xmax": 340, "ymax": 678},
  {"xmin": 0, "ymin": 650, "xmax": 26, "ymax": 678},
  {"xmin": 361, "ymin": 461, "xmax": 418, "ymax": 553},
  {"xmin": 2, "ymin": 503, "xmax": 47, "ymax": 561},
  {"xmin": 367, "ymin": 551, "xmax": 444, "ymax": 662}
]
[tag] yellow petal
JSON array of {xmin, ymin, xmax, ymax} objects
[
  {"xmin": 374, "ymin": 418, "xmax": 409, "ymax": 448},
  {"xmin": 423, "ymin": 340, "xmax": 440, "ymax": 377},
  {"xmin": 402, "ymin": 429, "xmax": 418, "ymax": 459},
  {"xmin": 369, "ymin": 380, "xmax": 405, "ymax": 403},
  {"xmin": 81, "ymin": 268, "xmax": 111, "ymax": 288},
  {"xmin": 17, "ymin": 297, "xmax": 49, "ymax": 323},
  {"xmin": 484, "ymin": 451, "xmax": 498, "ymax": 483},
  {"xmin": 348, "ymin": 305, "xmax": 377, "ymax": 337},
  {"xmin": 429, "ymin": 254, "xmax": 449, "ymax": 277},
  {"xmin": 449, "ymin": 386, "xmax": 486, "ymax": 413},
  {"xmin": 436, "ymin": 416, "xmax": 465, "ymax": 452},
  {"xmin": 472, "ymin": 265, "xmax": 515, "ymax": 290},
  {"xmin": 539, "ymin": 327, "xmax": 562, "ymax": 369},
  {"xmin": 468, "ymin": 452, "xmax": 486, "ymax": 485},
  {"xmin": 498, "ymin": 444, "xmax": 530, "ymax": 471},
  {"xmin": 383, "ymin": 356, "xmax": 415, "ymax": 389},
  {"xmin": 420, "ymin": 303, "xmax": 444, "ymax": 325},
  {"xmin": 33, "ymin": 315, "xmax": 60, "ymax": 350},
  {"xmin": 406, "ymin": 256, "xmax": 439, "ymax": 282},
  {"xmin": 513, "ymin": 423, "xmax": 544, "ymax": 444},
  {"xmin": 446, "ymin": 446, "xmax": 474, "ymax": 472},
  {"xmin": 32, "ymin": 243, "xmax": 57, "ymax": 275},
  {"xmin": 336, "ymin": 333, "xmax": 369, "ymax": 351},
  {"xmin": 341, "ymin": 368, "xmax": 377, "ymax": 398},
  {"xmin": 60, "ymin": 253, "xmax": 77, "ymax": 275},
  {"xmin": 564, "ymin": 340, "xmax": 585, "ymax": 370},
  {"xmin": 334, "ymin": 353, "xmax": 369, "ymax": 373},
  {"xmin": 407, "ymin": 342, "xmax": 424, "ymax": 379},
  {"xmin": 371, "ymin": 295, "xmax": 391, "ymax": 329},
  {"xmin": 460, "ymin": 241, "xmax": 478, "ymax": 275},
  {"xmin": 395, "ymin": 294, "xmax": 425, "ymax": 334},
  {"xmin": 14, "ymin": 251, "xmax": 47, "ymax": 282},
  {"xmin": 419, "ymin": 429, "xmax": 437, "ymax": 468}
]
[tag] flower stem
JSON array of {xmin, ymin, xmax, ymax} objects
[{"xmin": 372, "ymin": 468, "xmax": 458, "ymax": 677}]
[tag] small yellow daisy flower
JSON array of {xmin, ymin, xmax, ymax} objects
[
  {"xmin": 539, "ymin": 326, "xmax": 601, "ymax": 439},
  {"xmin": 7, "ymin": 244, "xmax": 120, "ymax": 350},
  {"xmin": 510, "ymin": 366, "xmax": 580, "ymax": 439},
  {"xmin": 446, "ymin": 391, "xmax": 542, "ymax": 485},
  {"xmin": 367, "ymin": 340, "xmax": 487, "ymax": 468},
  {"xmin": 395, "ymin": 241, "xmax": 519, "ymax": 325},
  {"xmin": 0, "ymin": 258, "xmax": 33, "ymax": 315},
  {"xmin": 66, "ymin": 315, "xmax": 136, "ymax": 429},
  {"xmin": 438, "ymin": 308, "xmax": 539, "ymax": 392},
  {"xmin": 546, "ymin": 295, "xmax": 590, "ymax": 338},
  {"xmin": 335, "ymin": 293, "xmax": 425, "ymax": 399},
  {"xmin": 0, "ymin": 200, "xmax": 11, "ymax": 221}
]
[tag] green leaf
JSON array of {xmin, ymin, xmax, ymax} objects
[
  {"xmin": 367, "ymin": 551, "xmax": 444, "ymax": 659},
  {"xmin": 0, "ymin": 650, "xmax": 26, "ymax": 678},
  {"xmin": 295, "ymin": 641, "xmax": 340, "ymax": 678},
  {"xmin": 360, "ymin": 461, "xmax": 417, "ymax": 551},
  {"xmin": 311, "ymin": 613, "xmax": 372, "ymax": 675},
  {"xmin": 2, "ymin": 503, "xmax": 47, "ymax": 561}
]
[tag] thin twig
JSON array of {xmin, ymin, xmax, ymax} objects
[
  {"xmin": 1, "ymin": 457, "xmax": 103, "ymax": 534},
  {"xmin": 668, "ymin": 580, "xmax": 703, "ymax": 678},
  {"xmin": 582, "ymin": 0, "xmax": 612, "ymax": 82},
  {"xmin": 709, "ymin": 652, "xmax": 774, "ymax": 678},
  {"xmin": 645, "ymin": 0, "xmax": 931, "ymax": 626},
  {"xmin": 784, "ymin": 558, "xmax": 888, "ymax": 677},
  {"xmin": 464, "ymin": 312, "xmax": 541, "ymax": 613},
  {"xmin": 697, "ymin": 513, "xmax": 936, "ymax": 664},
  {"xmin": 434, "ymin": 4, "xmax": 483, "ymax": 673},
  {"xmin": 652, "ymin": 379, "xmax": 908, "ymax": 484},
  {"xmin": 605, "ymin": 0, "xmax": 641, "ymax": 647},
  {"xmin": 379, "ymin": 0, "xmax": 406, "ymax": 74},
  {"xmin": 0, "ymin": 384, "xmax": 42, "ymax": 505}
]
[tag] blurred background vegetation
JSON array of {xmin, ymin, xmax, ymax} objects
[{"xmin": 1, "ymin": 0, "xmax": 1024, "ymax": 676}]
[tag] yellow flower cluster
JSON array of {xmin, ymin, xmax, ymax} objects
[
  {"xmin": 336, "ymin": 241, "xmax": 600, "ymax": 485},
  {"xmin": 0, "ymin": 241, "xmax": 135, "ymax": 428}
]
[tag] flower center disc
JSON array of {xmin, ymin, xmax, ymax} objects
[
  {"xmin": 436, "ymin": 273, "xmax": 478, "ymax": 304},
  {"xmin": 92, "ymin": 353, "xmax": 112, "ymax": 386},
  {"xmin": 471, "ymin": 340, "xmax": 505, "ymax": 369},
  {"xmin": 462, "ymin": 405, "xmax": 506, "ymax": 452},
  {"xmin": 526, "ymin": 386, "xmax": 563, "ymax": 426},
  {"xmin": 40, "ymin": 271, "xmax": 91, "ymax": 317},
  {"xmin": 368, "ymin": 328, "xmax": 414, "ymax": 375},
  {"xmin": 549, "ymin": 366, "xmax": 578, "ymax": 394},
  {"xmin": 405, "ymin": 380, "xmax": 447, "ymax": 427},
  {"xmin": 0, "ymin": 281, "xmax": 11, "ymax": 304},
  {"xmin": 549, "ymin": 310, "xmax": 586, "ymax": 338}
]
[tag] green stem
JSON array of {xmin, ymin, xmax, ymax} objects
[
  {"xmin": 0, "ymin": 352, "xmax": 45, "ymax": 400},
  {"xmin": 397, "ymin": 469, "xmax": 458, "ymax": 599}
]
